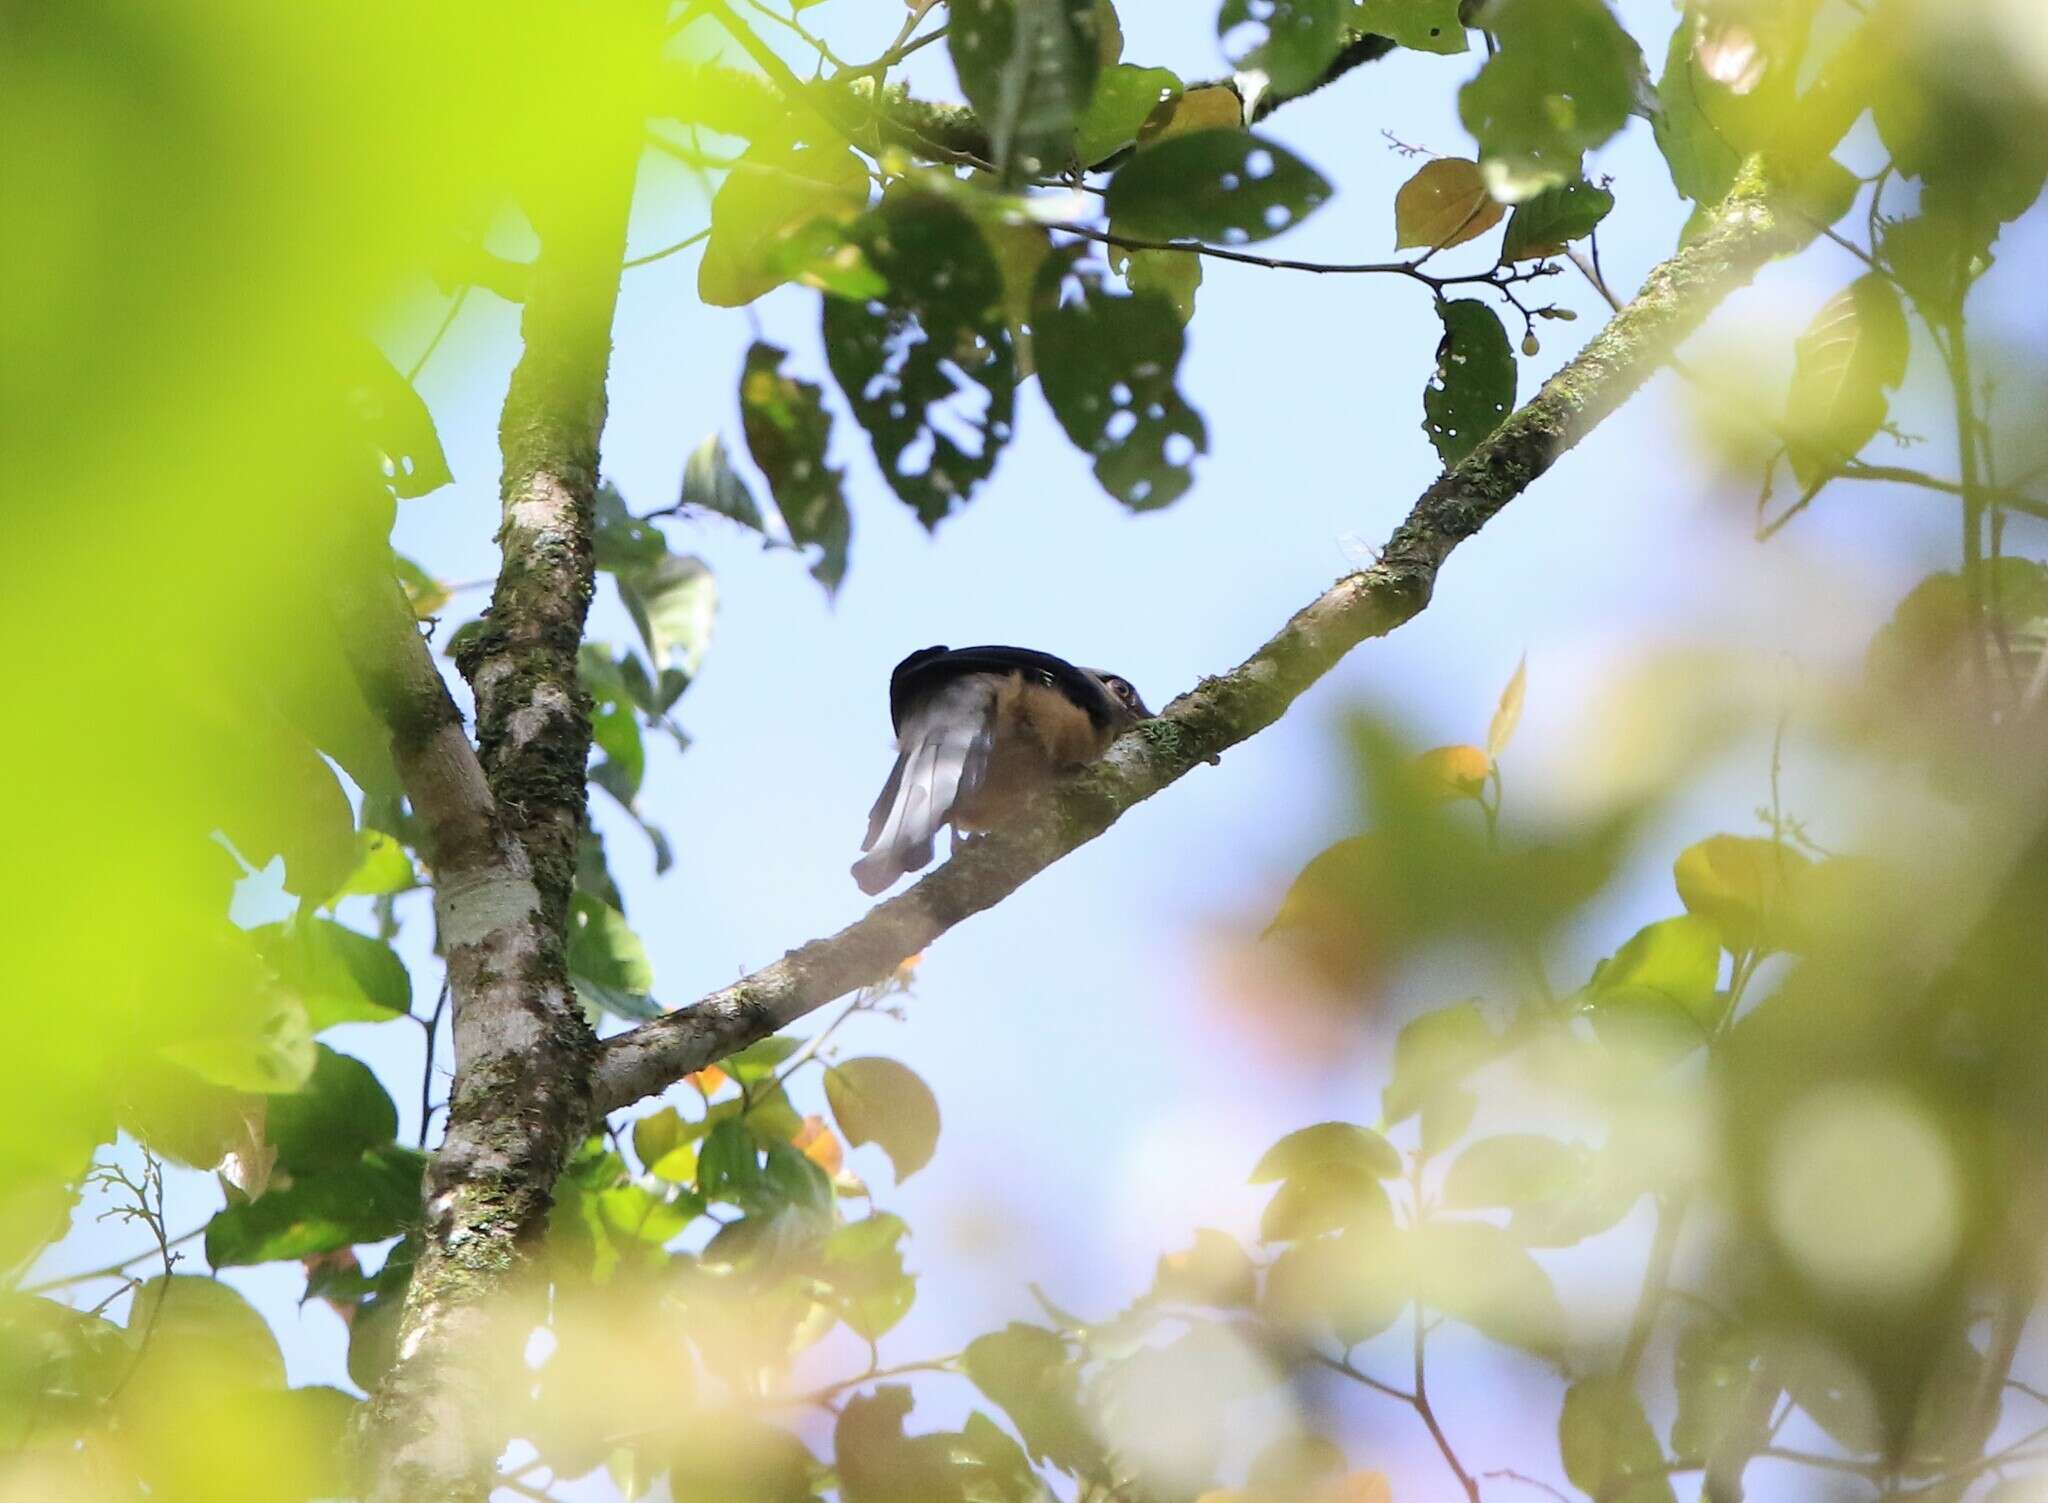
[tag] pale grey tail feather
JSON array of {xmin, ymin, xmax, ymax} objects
[{"xmin": 852, "ymin": 677, "xmax": 995, "ymax": 895}]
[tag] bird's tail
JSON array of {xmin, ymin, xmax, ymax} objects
[{"xmin": 851, "ymin": 681, "xmax": 992, "ymax": 895}]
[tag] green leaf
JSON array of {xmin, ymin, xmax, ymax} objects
[
  {"xmin": 1393, "ymin": 157, "xmax": 1504, "ymax": 251},
  {"xmin": 1383, "ymin": 1001, "xmax": 1499, "ymax": 1124},
  {"xmin": 597, "ymin": 1181, "xmax": 695, "ymax": 1246},
  {"xmin": 1582, "ymin": 914, "xmax": 1724, "ymax": 1051},
  {"xmin": 1560, "ymin": 1376, "xmax": 1679, "ymax": 1503},
  {"xmin": 699, "ymin": 142, "xmax": 870, "ymax": 307},
  {"xmin": 1415, "ymin": 1219, "xmax": 1563, "ymax": 1354},
  {"xmin": 823, "ymin": 1213, "xmax": 917, "ymax": 1340},
  {"xmin": 126, "ymin": 1275, "xmax": 286, "ymax": 1389},
  {"xmin": 1075, "ymin": 64, "xmax": 1181, "ymax": 164},
  {"xmin": 1152, "ymin": 1228, "xmax": 1257, "ymax": 1308},
  {"xmin": 1499, "ymin": 176, "xmax": 1614, "ymax": 261},
  {"xmin": 726, "ymin": 1034, "xmax": 803, "ymax": 1085},
  {"xmin": 1250, "ymin": 1121, "xmax": 1402, "ymax": 1182},
  {"xmin": 346, "ymin": 337, "xmax": 452, "ymax": 498},
  {"xmin": 1107, "ymin": 130, "xmax": 1332, "ymax": 244},
  {"xmin": 592, "ymin": 480, "xmax": 667, "ymax": 571},
  {"xmin": 616, "ymin": 552, "xmax": 715, "ymax": 684},
  {"xmin": 837, "ymin": 1387, "xmax": 965, "ymax": 1503},
  {"xmin": 1219, "ymin": 0, "xmax": 1347, "ymax": 95},
  {"xmin": 1458, "ymin": 0, "xmax": 1642, "ymax": 200},
  {"xmin": 1032, "ymin": 258, "xmax": 1206, "ymax": 510},
  {"xmin": 632, "ymin": 1106, "xmax": 700, "ymax": 1181},
  {"xmin": 1443, "ymin": 1133, "xmax": 1584, "ymax": 1210},
  {"xmin": 161, "ymin": 989, "xmax": 317, "ymax": 1095},
  {"xmin": 825, "ymin": 1057, "xmax": 941, "ymax": 1183},
  {"xmin": 567, "ymin": 893, "xmax": 658, "ymax": 1020},
  {"xmin": 267, "ymin": 1045, "xmax": 398, "ymax": 1174},
  {"xmin": 823, "ymin": 195, "xmax": 1017, "ymax": 529},
  {"xmin": 762, "ymin": 1140, "xmax": 835, "ymax": 1220},
  {"xmin": 332, "ymin": 828, "xmax": 416, "ymax": 900},
  {"xmin": 582, "ymin": 643, "xmax": 648, "ymax": 806},
  {"xmin": 1353, "ymin": 0, "xmax": 1467, "ymax": 54},
  {"xmin": 347, "ymin": 1292, "xmax": 403, "ymax": 1392},
  {"xmin": 698, "ymin": 1117, "xmax": 764, "ymax": 1202},
  {"xmin": 740, "ymin": 341, "xmax": 852, "ymax": 595},
  {"xmin": 204, "ymin": 1146, "xmax": 424, "ymax": 1266},
  {"xmin": 963, "ymin": 1324, "xmax": 1102, "ymax": 1474},
  {"xmin": 678, "ymin": 432, "xmax": 765, "ymax": 533},
  {"xmin": 1422, "ymin": 298, "xmax": 1515, "ymax": 466},
  {"xmin": 1112, "ymin": 243, "xmax": 1202, "ymax": 322},
  {"xmin": 949, "ymin": 0, "xmax": 1103, "ymax": 179},
  {"xmin": 1784, "ymin": 274, "xmax": 1910, "ymax": 488},
  {"xmin": 1259, "ymin": 1162, "xmax": 1393, "ymax": 1242},
  {"xmin": 1673, "ymin": 835, "xmax": 1811, "ymax": 956},
  {"xmin": 254, "ymin": 917, "xmax": 411, "ymax": 1030},
  {"xmin": 1672, "ymin": 1319, "xmax": 1779, "ymax": 1476}
]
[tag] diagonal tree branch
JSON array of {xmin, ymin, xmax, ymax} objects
[{"xmin": 590, "ymin": 157, "xmax": 1802, "ymax": 1117}]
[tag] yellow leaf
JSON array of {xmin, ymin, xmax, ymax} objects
[
  {"xmin": 687, "ymin": 1063, "xmax": 730, "ymax": 1094},
  {"xmin": 1487, "ymin": 653, "xmax": 1526, "ymax": 759},
  {"xmin": 1139, "ymin": 84, "xmax": 1243, "ymax": 145},
  {"xmin": 1415, "ymin": 744, "xmax": 1492, "ymax": 801},
  {"xmin": 792, "ymin": 1114, "xmax": 845, "ymax": 1175},
  {"xmin": 1392, "ymin": 158, "xmax": 1504, "ymax": 252},
  {"xmin": 1319, "ymin": 1472, "xmax": 1393, "ymax": 1503},
  {"xmin": 1672, "ymin": 834, "xmax": 1811, "ymax": 955}
]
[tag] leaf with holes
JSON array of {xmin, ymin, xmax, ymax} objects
[
  {"xmin": 1393, "ymin": 157, "xmax": 1503, "ymax": 251},
  {"xmin": 699, "ymin": 142, "xmax": 871, "ymax": 308},
  {"xmin": 823, "ymin": 196, "xmax": 1016, "ymax": 528},
  {"xmin": 949, "ymin": 0, "xmax": 1102, "ymax": 179},
  {"xmin": 1032, "ymin": 258, "xmax": 1206, "ymax": 510},
  {"xmin": 1113, "ymin": 243, "xmax": 1202, "ymax": 322},
  {"xmin": 1137, "ymin": 83, "xmax": 1244, "ymax": 144},
  {"xmin": 1784, "ymin": 275, "xmax": 1909, "ymax": 488},
  {"xmin": 1458, "ymin": 0, "xmax": 1642, "ymax": 200},
  {"xmin": 1075, "ymin": 63, "xmax": 1182, "ymax": 164},
  {"xmin": 1354, "ymin": 0, "xmax": 1468, "ymax": 54},
  {"xmin": 739, "ymin": 342, "xmax": 851, "ymax": 594},
  {"xmin": 1107, "ymin": 130, "xmax": 1330, "ymax": 244},
  {"xmin": 346, "ymin": 338, "xmax": 452, "ymax": 498},
  {"xmin": 1219, "ymin": 0, "xmax": 1348, "ymax": 95},
  {"xmin": 1499, "ymin": 177, "xmax": 1614, "ymax": 260},
  {"xmin": 1422, "ymin": 299, "xmax": 1515, "ymax": 466},
  {"xmin": 824, "ymin": 1057, "xmax": 941, "ymax": 1183}
]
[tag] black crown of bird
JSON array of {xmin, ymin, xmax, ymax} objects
[{"xmin": 851, "ymin": 644, "xmax": 1152, "ymax": 895}]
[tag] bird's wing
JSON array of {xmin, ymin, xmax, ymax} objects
[{"xmin": 853, "ymin": 674, "xmax": 999, "ymax": 895}]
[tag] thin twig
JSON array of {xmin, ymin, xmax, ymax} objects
[
  {"xmin": 406, "ymin": 286, "xmax": 471, "ymax": 384},
  {"xmin": 20, "ymin": 1224, "xmax": 205, "ymax": 1295},
  {"xmin": 624, "ymin": 225, "xmax": 712, "ymax": 270},
  {"xmin": 419, "ymin": 978, "xmax": 450, "ymax": 1148},
  {"xmin": 1483, "ymin": 1469, "xmax": 1572, "ymax": 1503},
  {"xmin": 1053, "ymin": 222, "xmax": 1563, "ymax": 293}
]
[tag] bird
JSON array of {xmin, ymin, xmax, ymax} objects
[{"xmin": 851, "ymin": 644, "xmax": 1152, "ymax": 895}]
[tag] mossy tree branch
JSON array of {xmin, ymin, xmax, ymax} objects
[{"xmin": 590, "ymin": 157, "xmax": 1799, "ymax": 1117}]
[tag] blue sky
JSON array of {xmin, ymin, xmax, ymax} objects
[{"xmin": 36, "ymin": 0, "xmax": 2048, "ymax": 1497}]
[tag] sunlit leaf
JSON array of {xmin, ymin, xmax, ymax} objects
[
  {"xmin": 1076, "ymin": 64, "xmax": 1182, "ymax": 164},
  {"xmin": 254, "ymin": 916, "xmax": 411, "ymax": 1029},
  {"xmin": 964, "ymin": 1324, "xmax": 1103, "ymax": 1474},
  {"xmin": 1499, "ymin": 177, "xmax": 1614, "ymax": 261},
  {"xmin": 1393, "ymin": 157, "xmax": 1503, "ymax": 251},
  {"xmin": 1259, "ymin": 1161, "xmax": 1394, "ymax": 1242},
  {"xmin": 616, "ymin": 551, "xmax": 715, "ymax": 685},
  {"xmin": 161, "ymin": 989, "xmax": 316, "ymax": 1096},
  {"xmin": 332, "ymin": 827, "xmax": 416, "ymax": 900},
  {"xmin": 825, "ymin": 1057, "xmax": 941, "ymax": 1183},
  {"xmin": 1264, "ymin": 1224, "xmax": 1410, "ymax": 1346},
  {"xmin": 1220, "ymin": 0, "xmax": 1347, "ymax": 96},
  {"xmin": 1483, "ymin": 659, "xmax": 1529, "ymax": 764},
  {"xmin": 823, "ymin": 195, "xmax": 1017, "ymax": 529},
  {"xmin": 1422, "ymin": 298, "xmax": 1514, "ymax": 466},
  {"xmin": 1673, "ymin": 835, "xmax": 1811, "ymax": 956},
  {"xmin": 1583, "ymin": 914, "xmax": 1724, "ymax": 1052},
  {"xmin": 1784, "ymin": 274, "xmax": 1910, "ymax": 488},
  {"xmin": 125, "ymin": 1275, "xmax": 285, "ymax": 1390},
  {"xmin": 700, "ymin": 142, "xmax": 871, "ymax": 307},
  {"xmin": 1458, "ymin": 0, "xmax": 1642, "ymax": 200},
  {"xmin": 1112, "ymin": 243, "xmax": 1203, "ymax": 322},
  {"xmin": 1354, "ymin": 0, "xmax": 1467, "ymax": 54},
  {"xmin": 1415, "ymin": 1219, "xmax": 1564, "ymax": 1354},
  {"xmin": 1560, "ymin": 1375, "xmax": 1679, "ymax": 1503},
  {"xmin": 1383, "ymin": 1001, "xmax": 1499, "ymax": 1124},
  {"xmin": 1251, "ymin": 1121, "xmax": 1402, "ymax": 1182},
  {"xmin": 1154, "ymin": 1228, "xmax": 1257, "ymax": 1308},
  {"xmin": 567, "ymin": 893, "xmax": 658, "ymax": 1020},
  {"xmin": 1032, "ymin": 257, "xmax": 1207, "ymax": 510},
  {"xmin": 1107, "ymin": 130, "xmax": 1332, "ymax": 244},
  {"xmin": 1443, "ymin": 1133, "xmax": 1584, "ymax": 1210},
  {"xmin": 632, "ymin": 1107, "xmax": 700, "ymax": 1181},
  {"xmin": 1414, "ymin": 743, "xmax": 1492, "ymax": 800},
  {"xmin": 1137, "ymin": 84, "xmax": 1245, "ymax": 144}
]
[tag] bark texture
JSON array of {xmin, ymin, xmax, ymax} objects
[
  {"xmin": 354, "ymin": 112, "xmax": 647, "ymax": 1503},
  {"xmin": 591, "ymin": 158, "xmax": 1799, "ymax": 1116}
]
